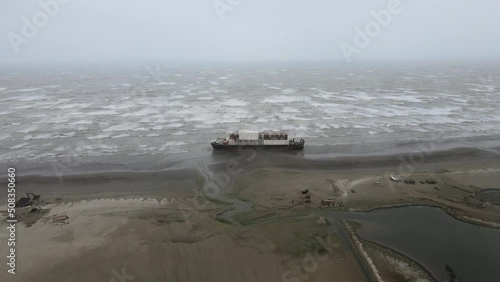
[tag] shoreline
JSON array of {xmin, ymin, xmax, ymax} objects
[
  {"xmin": 2, "ymin": 133, "xmax": 500, "ymax": 178},
  {"xmin": 2, "ymin": 143, "xmax": 499, "ymax": 178}
]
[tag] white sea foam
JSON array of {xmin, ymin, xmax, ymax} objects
[
  {"xmin": 385, "ymin": 94, "xmax": 423, "ymax": 103},
  {"xmin": 67, "ymin": 120, "xmax": 93, "ymax": 125},
  {"xmin": 165, "ymin": 123, "xmax": 184, "ymax": 128},
  {"xmin": 221, "ymin": 99, "xmax": 248, "ymax": 107},
  {"xmin": 100, "ymin": 103, "xmax": 134, "ymax": 110},
  {"xmin": 28, "ymin": 134, "xmax": 55, "ymax": 140},
  {"xmin": 342, "ymin": 92, "xmax": 377, "ymax": 101},
  {"xmin": 263, "ymin": 95, "xmax": 308, "ymax": 103},
  {"xmin": 103, "ymin": 123, "xmax": 137, "ymax": 132},
  {"xmin": 163, "ymin": 141, "xmax": 188, "ymax": 146},
  {"xmin": 15, "ymin": 125, "xmax": 40, "ymax": 134},
  {"xmin": 124, "ymin": 108, "xmax": 161, "ymax": 117},
  {"xmin": 10, "ymin": 105, "xmax": 36, "ymax": 110},
  {"xmin": 282, "ymin": 88, "xmax": 297, "ymax": 94},
  {"xmin": 53, "ymin": 146, "xmax": 65, "ymax": 151},
  {"xmin": 54, "ymin": 103, "xmax": 92, "ymax": 109},
  {"xmin": 10, "ymin": 143, "xmax": 29, "ymax": 149},
  {"xmin": 88, "ymin": 133, "xmax": 112, "ymax": 139},
  {"xmin": 111, "ymin": 134, "xmax": 130, "ymax": 138},
  {"xmin": 16, "ymin": 94, "xmax": 48, "ymax": 101},
  {"xmin": 13, "ymin": 88, "xmax": 43, "ymax": 92},
  {"xmin": 265, "ymin": 85, "xmax": 282, "ymax": 90},
  {"xmin": 26, "ymin": 114, "xmax": 48, "ymax": 118}
]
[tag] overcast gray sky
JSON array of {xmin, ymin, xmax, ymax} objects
[{"xmin": 1, "ymin": 0, "xmax": 499, "ymax": 65}]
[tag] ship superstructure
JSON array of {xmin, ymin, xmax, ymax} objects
[{"xmin": 211, "ymin": 130, "xmax": 304, "ymax": 150}]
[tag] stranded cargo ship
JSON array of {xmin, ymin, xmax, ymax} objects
[{"xmin": 211, "ymin": 130, "xmax": 305, "ymax": 150}]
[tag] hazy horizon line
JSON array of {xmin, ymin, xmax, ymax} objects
[{"xmin": 2, "ymin": 58, "xmax": 500, "ymax": 69}]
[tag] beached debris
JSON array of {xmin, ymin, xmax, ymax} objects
[
  {"xmin": 29, "ymin": 207, "xmax": 42, "ymax": 213},
  {"xmin": 321, "ymin": 199, "xmax": 335, "ymax": 208},
  {"xmin": 15, "ymin": 193, "xmax": 40, "ymax": 208},
  {"xmin": 316, "ymin": 217, "xmax": 328, "ymax": 225},
  {"xmin": 389, "ymin": 176, "xmax": 401, "ymax": 182},
  {"xmin": 52, "ymin": 215, "xmax": 69, "ymax": 224},
  {"xmin": 320, "ymin": 199, "xmax": 336, "ymax": 208},
  {"xmin": 301, "ymin": 188, "xmax": 309, "ymax": 195},
  {"xmin": 404, "ymin": 178, "xmax": 415, "ymax": 184},
  {"xmin": 425, "ymin": 179, "xmax": 437, "ymax": 184}
]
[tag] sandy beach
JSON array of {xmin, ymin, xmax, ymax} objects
[{"xmin": 1, "ymin": 146, "xmax": 500, "ymax": 282}]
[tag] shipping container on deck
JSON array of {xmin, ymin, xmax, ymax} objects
[{"xmin": 239, "ymin": 130, "xmax": 259, "ymax": 140}]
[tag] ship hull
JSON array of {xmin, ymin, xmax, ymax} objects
[
  {"xmin": 210, "ymin": 131, "xmax": 305, "ymax": 150},
  {"xmin": 211, "ymin": 142, "xmax": 304, "ymax": 150}
]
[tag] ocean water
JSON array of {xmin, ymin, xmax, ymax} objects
[{"xmin": 1, "ymin": 62, "xmax": 499, "ymax": 164}]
